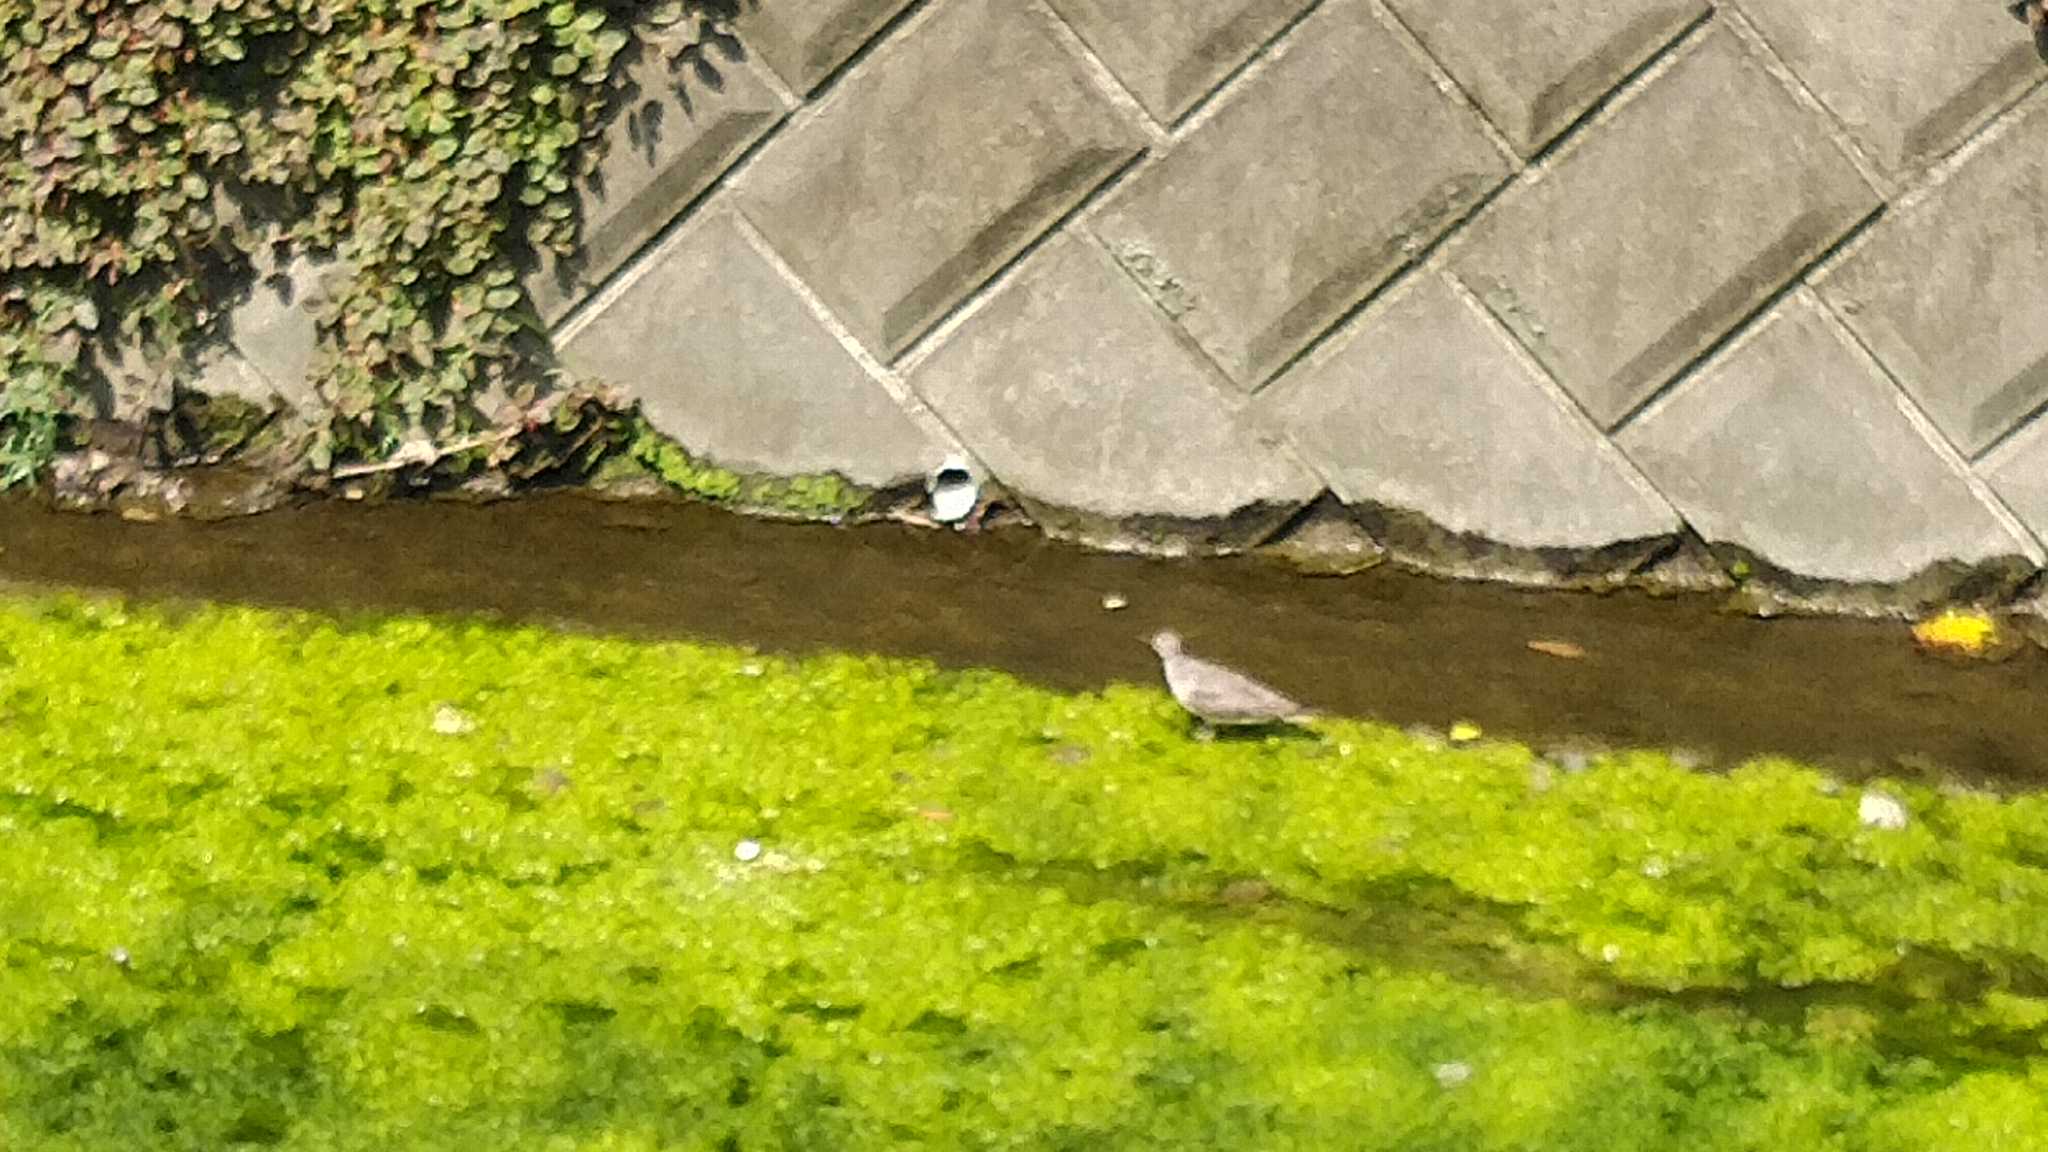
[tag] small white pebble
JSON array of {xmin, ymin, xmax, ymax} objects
[
  {"xmin": 1433, "ymin": 1061, "xmax": 1473, "ymax": 1088},
  {"xmin": 1859, "ymin": 791, "xmax": 1909, "ymax": 831},
  {"xmin": 1100, "ymin": 593, "xmax": 1128, "ymax": 611},
  {"xmin": 734, "ymin": 839, "xmax": 763, "ymax": 863},
  {"xmin": 738, "ymin": 662, "xmax": 765, "ymax": 677},
  {"xmin": 1601, "ymin": 944, "xmax": 1623, "ymax": 963},
  {"xmin": 431, "ymin": 705, "xmax": 475, "ymax": 736},
  {"xmin": 1640, "ymin": 857, "xmax": 1668, "ymax": 879},
  {"xmin": 110, "ymin": 946, "xmax": 130, "ymax": 967}
]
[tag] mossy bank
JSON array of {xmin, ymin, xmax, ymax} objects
[{"xmin": 5, "ymin": 593, "xmax": 2048, "ymax": 1149}]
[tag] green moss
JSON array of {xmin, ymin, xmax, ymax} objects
[
  {"xmin": 4, "ymin": 591, "xmax": 2048, "ymax": 1148},
  {"xmin": 629, "ymin": 423, "xmax": 872, "ymax": 519}
]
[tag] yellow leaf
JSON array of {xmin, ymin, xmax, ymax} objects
[{"xmin": 1911, "ymin": 610, "xmax": 2001, "ymax": 657}]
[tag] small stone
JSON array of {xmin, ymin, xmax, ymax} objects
[
  {"xmin": 1219, "ymin": 879, "xmax": 1274, "ymax": 906},
  {"xmin": 1669, "ymin": 747, "xmax": 1708, "ymax": 771},
  {"xmin": 738, "ymin": 661, "xmax": 765, "ymax": 677},
  {"xmin": 1859, "ymin": 791, "xmax": 1909, "ymax": 831},
  {"xmin": 1404, "ymin": 725, "xmax": 1446, "ymax": 750},
  {"xmin": 1547, "ymin": 748, "xmax": 1593, "ymax": 775},
  {"xmin": 1101, "ymin": 593, "xmax": 1129, "ymax": 611},
  {"xmin": 1433, "ymin": 1061, "xmax": 1473, "ymax": 1088},
  {"xmin": 734, "ymin": 839, "xmax": 764, "ymax": 863},
  {"xmin": 431, "ymin": 705, "xmax": 476, "ymax": 736},
  {"xmin": 110, "ymin": 946, "xmax": 131, "ymax": 967},
  {"xmin": 1448, "ymin": 721, "xmax": 1483, "ymax": 745},
  {"xmin": 1640, "ymin": 856, "xmax": 1668, "ymax": 879},
  {"xmin": 1600, "ymin": 943, "xmax": 1623, "ymax": 963}
]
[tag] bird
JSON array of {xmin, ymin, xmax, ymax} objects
[{"xmin": 1148, "ymin": 630, "xmax": 1315, "ymax": 731}]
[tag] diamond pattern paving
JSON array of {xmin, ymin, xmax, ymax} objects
[
  {"xmin": 1981, "ymin": 415, "xmax": 2048, "ymax": 545},
  {"xmin": 910, "ymin": 232, "xmax": 1321, "ymax": 525},
  {"xmin": 735, "ymin": 0, "xmax": 918, "ymax": 94},
  {"xmin": 1262, "ymin": 271, "xmax": 1678, "ymax": 550},
  {"xmin": 528, "ymin": 54, "xmax": 782, "ymax": 327},
  {"xmin": 1453, "ymin": 26, "xmax": 1878, "ymax": 430},
  {"xmin": 1042, "ymin": 0, "xmax": 1313, "ymax": 124},
  {"xmin": 150, "ymin": 0, "xmax": 2048, "ymax": 592},
  {"xmin": 736, "ymin": 0, "xmax": 1144, "ymax": 361},
  {"xmin": 1616, "ymin": 292, "xmax": 2032, "ymax": 583},
  {"xmin": 1385, "ymin": 0, "xmax": 1706, "ymax": 156},
  {"xmin": 1735, "ymin": 0, "xmax": 2043, "ymax": 179},
  {"xmin": 1093, "ymin": 0, "xmax": 1510, "ymax": 391},
  {"xmin": 529, "ymin": 52, "xmax": 785, "ymax": 327},
  {"xmin": 1819, "ymin": 91, "xmax": 2048, "ymax": 457},
  {"xmin": 557, "ymin": 211, "xmax": 943, "ymax": 487}
]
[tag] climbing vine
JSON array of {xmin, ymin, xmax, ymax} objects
[{"xmin": 0, "ymin": 0, "xmax": 735, "ymax": 487}]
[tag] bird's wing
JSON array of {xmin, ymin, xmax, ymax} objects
[{"xmin": 1175, "ymin": 658, "xmax": 1305, "ymax": 721}]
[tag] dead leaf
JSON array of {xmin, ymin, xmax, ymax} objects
[{"xmin": 1526, "ymin": 639, "xmax": 1588, "ymax": 660}]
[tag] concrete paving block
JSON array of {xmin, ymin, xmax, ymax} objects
[
  {"xmin": 908, "ymin": 232, "xmax": 1322, "ymax": 523},
  {"xmin": 191, "ymin": 345, "xmax": 292, "ymax": 408},
  {"xmin": 735, "ymin": 0, "xmax": 916, "ymax": 93},
  {"xmin": 1818, "ymin": 94, "xmax": 2048, "ymax": 457},
  {"xmin": 1385, "ymin": 0, "xmax": 1706, "ymax": 155},
  {"xmin": 1736, "ymin": 0, "xmax": 2043, "ymax": 178},
  {"xmin": 529, "ymin": 51, "xmax": 785, "ymax": 327},
  {"xmin": 1616, "ymin": 292, "xmax": 2030, "ymax": 583},
  {"xmin": 556, "ymin": 211, "xmax": 943, "ymax": 487},
  {"xmin": 1042, "ymin": 0, "xmax": 1314, "ymax": 123},
  {"xmin": 86, "ymin": 334, "xmax": 172, "ymax": 424},
  {"xmin": 1092, "ymin": 0, "xmax": 1509, "ymax": 390},
  {"xmin": 735, "ymin": 0, "xmax": 1143, "ymax": 361},
  {"xmin": 1261, "ymin": 271, "xmax": 1678, "ymax": 550},
  {"xmin": 1981, "ymin": 412, "xmax": 2048, "ymax": 546},
  {"xmin": 212, "ymin": 252, "xmax": 333, "ymax": 413},
  {"xmin": 1453, "ymin": 26, "xmax": 1878, "ymax": 429}
]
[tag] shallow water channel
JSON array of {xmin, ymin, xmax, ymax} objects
[{"xmin": 2, "ymin": 492, "xmax": 2043, "ymax": 788}]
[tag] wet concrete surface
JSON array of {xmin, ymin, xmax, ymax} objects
[{"xmin": 1, "ymin": 492, "xmax": 2043, "ymax": 788}]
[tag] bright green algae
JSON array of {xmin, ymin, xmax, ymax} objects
[{"xmin": 4, "ymin": 594, "xmax": 2048, "ymax": 1150}]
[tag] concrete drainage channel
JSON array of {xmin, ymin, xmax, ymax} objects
[{"xmin": 2, "ymin": 491, "xmax": 2044, "ymax": 789}]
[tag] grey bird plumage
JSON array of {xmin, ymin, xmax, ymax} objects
[{"xmin": 1149, "ymin": 630, "xmax": 1313, "ymax": 727}]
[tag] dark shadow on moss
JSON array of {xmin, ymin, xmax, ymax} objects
[{"xmin": 955, "ymin": 835, "xmax": 2048, "ymax": 1075}]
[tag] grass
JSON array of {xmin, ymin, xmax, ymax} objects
[{"xmin": 3, "ymin": 591, "xmax": 2048, "ymax": 1149}]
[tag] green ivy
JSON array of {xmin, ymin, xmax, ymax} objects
[{"xmin": 0, "ymin": 0, "xmax": 733, "ymax": 487}]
